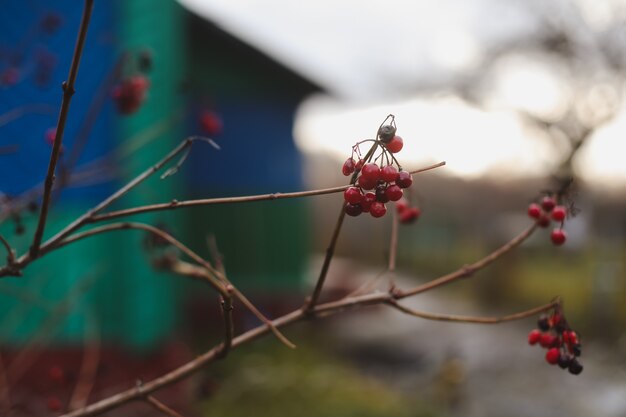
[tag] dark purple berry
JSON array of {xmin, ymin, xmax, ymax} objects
[{"xmin": 344, "ymin": 203, "xmax": 362, "ymax": 217}]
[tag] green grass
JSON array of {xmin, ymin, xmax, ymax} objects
[{"xmin": 196, "ymin": 332, "xmax": 441, "ymax": 417}]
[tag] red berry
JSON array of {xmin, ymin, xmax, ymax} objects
[
  {"xmin": 112, "ymin": 75, "xmax": 150, "ymax": 115},
  {"xmin": 361, "ymin": 192, "xmax": 376, "ymax": 212},
  {"xmin": 344, "ymin": 203, "xmax": 362, "ymax": 217},
  {"xmin": 541, "ymin": 196, "xmax": 556, "ymax": 212},
  {"xmin": 396, "ymin": 198, "xmax": 409, "ymax": 213},
  {"xmin": 540, "ymin": 333, "xmax": 556, "ymax": 348},
  {"xmin": 385, "ymin": 184, "xmax": 403, "ymax": 201},
  {"xmin": 357, "ymin": 174, "xmax": 377, "ymax": 190},
  {"xmin": 566, "ymin": 330, "xmax": 578, "ymax": 346},
  {"xmin": 537, "ymin": 214, "xmax": 551, "ymax": 228},
  {"xmin": 344, "ymin": 186, "xmax": 363, "ymax": 204},
  {"xmin": 380, "ymin": 165, "xmax": 398, "ymax": 183},
  {"xmin": 342, "ymin": 158, "xmax": 356, "ymax": 176},
  {"xmin": 527, "ymin": 203, "xmax": 542, "ymax": 219},
  {"xmin": 45, "ymin": 127, "xmax": 57, "ymax": 145},
  {"xmin": 361, "ymin": 163, "xmax": 381, "ymax": 182},
  {"xmin": 399, "ymin": 207, "xmax": 420, "ymax": 224},
  {"xmin": 396, "ymin": 171, "xmax": 413, "ymax": 188},
  {"xmin": 48, "ymin": 365, "xmax": 64, "ymax": 382},
  {"xmin": 355, "ymin": 159, "xmax": 364, "ymax": 170},
  {"xmin": 385, "ymin": 135, "xmax": 403, "ymax": 153},
  {"xmin": 551, "ymin": 229, "xmax": 567, "ymax": 246},
  {"xmin": 551, "ymin": 205, "xmax": 567, "ymax": 221},
  {"xmin": 528, "ymin": 329, "xmax": 541, "ymax": 345},
  {"xmin": 369, "ymin": 201, "xmax": 387, "ymax": 218},
  {"xmin": 199, "ymin": 110, "xmax": 223, "ymax": 135},
  {"xmin": 1, "ymin": 67, "xmax": 20, "ymax": 86},
  {"xmin": 545, "ymin": 348, "xmax": 560, "ymax": 365},
  {"xmin": 47, "ymin": 396, "xmax": 63, "ymax": 412}
]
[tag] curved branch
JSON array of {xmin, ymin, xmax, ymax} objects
[
  {"xmin": 50, "ymin": 222, "xmax": 295, "ymax": 348},
  {"xmin": 396, "ymin": 223, "xmax": 538, "ymax": 299},
  {"xmin": 387, "ymin": 298, "xmax": 559, "ymax": 324},
  {"xmin": 59, "ymin": 287, "xmax": 559, "ymax": 417}
]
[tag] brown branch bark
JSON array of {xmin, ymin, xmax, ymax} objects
[
  {"xmin": 87, "ymin": 161, "xmax": 446, "ymax": 223},
  {"xmin": 30, "ymin": 0, "xmax": 95, "ymax": 257},
  {"xmin": 388, "ymin": 298, "xmax": 559, "ymax": 324},
  {"xmin": 58, "ymin": 288, "xmax": 555, "ymax": 417},
  {"xmin": 145, "ymin": 396, "xmax": 186, "ymax": 417}
]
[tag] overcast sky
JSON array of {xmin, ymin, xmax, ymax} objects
[{"xmin": 177, "ymin": 0, "xmax": 626, "ymax": 189}]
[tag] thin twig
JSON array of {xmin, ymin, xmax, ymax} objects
[
  {"xmin": 387, "ymin": 299, "xmax": 559, "ymax": 324},
  {"xmin": 52, "ymin": 222, "xmax": 295, "ymax": 348},
  {"xmin": 217, "ymin": 289, "xmax": 234, "ymax": 359},
  {"xmin": 0, "ymin": 137, "xmax": 218, "ymax": 277},
  {"xmin": 88, "ymin": 162, "xmax": 445, "ymax": 223},
  {"xmin": 0, "ymin": 234, "xmax": 14, "ymax": 265},
  {"xmin": 395, "ymin": 223, "xmax": 538, "ymax": 299},
  {"xmin": 30, "ymin": 0, "xmax": 95, "ymax": 257},
  {"xmin": 306, "ymin": 207, "xmax": 347, "ymax": 311},
  {"xmin": 51, "ymin": 223, "xmax": 228, "ymax": 297},
  {"xmin": 207, "ymin": 235, "xmax": 225, "ymax": 274},
  {"xmin": 145, "ymin": 396, "xmax": 186, "ymax": 417},
  {"xmin": 387, "ymin": 208, "xmax": 399, "ymax": 291}
]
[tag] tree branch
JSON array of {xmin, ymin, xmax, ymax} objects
[
  {"xmin": 87, "ymin": 161, "xmax": 446, "ymax": 223},
  {"xmin": 30, "ymin": 0, "xmax": 95, "ymax": 257},
  {"xmin": 145, "ymin": 396, "xmax": 186, "ymax": 417},
  {"xmin": 395, "ymin": 223, "xmax": 538, "ymax": 299},
  {"xmin": 387, "ymin": 298, "xmax": 560, "ymax": 324}
]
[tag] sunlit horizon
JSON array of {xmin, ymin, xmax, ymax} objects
[{"xmin": 295, "ymin": 93, "xmax": 626, "ymax": 190}]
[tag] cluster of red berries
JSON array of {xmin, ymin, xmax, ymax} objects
[
  {"xmin": 527, "ymin": 196, "xmax": 568, "ymax": 246},
  {"xmin": 341, "ymin": 117, "xmax": 414, "ymax": 219},
  {"xmin": 528, "ymin": 310, "xmax": 583, "ymax": 375},
  {"xmin": 396, "ymin": 198, "xmax": 421, "ymax": 224},
  {"xmin": 111, "ymin": 50, "xmax": 153, "ymax": 114},
  {"xmin": 112, "ymin": 75, "xmax": 150, "ymax": 115}
]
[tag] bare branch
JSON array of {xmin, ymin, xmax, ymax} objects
[
  {"xmin": 396, "ymin": 223, "xmax": 538, "ymax": 299},
  {"xmin": 145, "ymin": 395, "xmax": 186, "ymax": 417},
  {"xmin": 387, "ymin": 299, "xmax": 559, "ymax": 324},
  {"xmin": 0, "ymin": 234, "xmax": 15, "ymax": 265},
  {"xmin": 52, "ymin": 222, "xmax": 295, "ymax": 348},
  {"xmin": 30, "ymin": 0, "xmax": 95, "ymax": 257},
  {"xmin": 217, "ymin": 289, "xmax": 235, "ymax": 359},
  {"xmin": 88, "ymin": 161, "xmax": 446, "ymax": 223}
]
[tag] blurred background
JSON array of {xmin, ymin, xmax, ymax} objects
[{"xmin": 1, "ymin": 0, "xmax": 625, "ymax": 416}]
